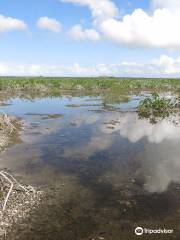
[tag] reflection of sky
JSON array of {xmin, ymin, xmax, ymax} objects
[
  {"xmin": 0, "ymin": 96, "xmax": 180, "ymax": 194},
  {"xmin": 64, "ymin": 134, "xmax": 114, "ymax": 158},
  {"xmin": 100, "ymin": 113, "xmax": 180, "ymax": 143},
  {"xmin": 69, "ymin": 111, "xmax": 180, "ymax": 193},
  {"xmin": 100, "ymin": 113, "xmax": 180, "ymax": 193},
  {"xmin": 0, "ymin": 96, "xmax": 101, "ymax": 118},
  {"xmin": 139, "ymin": 141, "xmax": 180, "ymax": 193},
  {"xmin": 70, "ymin": 111, "xmax": 180, "ymax": 144}
]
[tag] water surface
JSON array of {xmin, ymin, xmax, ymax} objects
[{"xmin": 0, "ymin": 93, "xmax": 180, "ymax": 239}]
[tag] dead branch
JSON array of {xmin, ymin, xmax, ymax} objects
[{"xmin": 0, "ymin": 171, "xmax": 30, "ymax": 211}]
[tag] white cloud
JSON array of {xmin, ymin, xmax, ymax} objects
[
  {"xmin": 100, "ymin": 8, "xmax": 180, "ymax": 49},
  {"xmin": 37, "ymin": 17, "xmax": 62, "ymax": 33},
  {"xmin": 0, "ymin": 62, "xmax": 118, "ymax": 76},
  {"xmin": 61, "ymin": 0, "xmax": 118, "ymax": 21},
  {"xmin": 62, "ymin": 0, "xmax": 180, "ymax": 49},
  {"xmin": 98, "ymin": 0, "xmax": 180, "ymax": 49},
  {"xmin": 151, "ymin": 55, "xmax": 180, "ymax": 74},
  {"xmin": 67, "ymin": 24, "xmax": 100, "ymax": 41},
  {"xmin": 151, "ymin": 0, "xmax": 180, "ymax": 11},
  {"xmin": 1, "ymin": 55, "xmax": 180, "ymax": 76},
  {"xmin": 0, "ymin": 15, "xmax": 27, "ymax": 32}
]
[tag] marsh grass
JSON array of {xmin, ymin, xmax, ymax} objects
[
  {"xmin": 0, "ymin": 77, "xmax": 180, "ymax": 94},
  {"xmin": 0, "ymin": 77, "xmax": 179, "ymax": 107},
  {"xmin": 138, "ymin": 93, "xmax": 179, "ymax": 123}
]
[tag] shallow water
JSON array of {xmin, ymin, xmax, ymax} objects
[{"xmin": 0, "ymin": 93, "xmax": 180, "ymax": 239}]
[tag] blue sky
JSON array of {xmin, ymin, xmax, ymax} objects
[{"xmin": 0, "ymin": 0, "xmax": 180, "ymax": 76}]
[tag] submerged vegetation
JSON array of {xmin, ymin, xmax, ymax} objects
[{"xmin": 138, "ymin": 93, "xmax": 179, "ymax": 123}]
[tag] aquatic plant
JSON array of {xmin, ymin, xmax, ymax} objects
[{"xmin": 138, "ymin": 93, "xmax": 179, "ymax": 123}]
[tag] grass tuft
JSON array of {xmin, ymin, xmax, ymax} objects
[{"xmin": 138, "ymin": 93, "xmax": 179, "ymax": 123}]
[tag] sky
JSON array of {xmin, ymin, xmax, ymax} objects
[{"xmin": 1, "ymin": 0, "xmax": 180, "ymax": 77}]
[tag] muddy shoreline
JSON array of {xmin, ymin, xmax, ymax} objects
[{"xmin": 0, "ymin": 114, "xmax": 43, "ymax": 239}]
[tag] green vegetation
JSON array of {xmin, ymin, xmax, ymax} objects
[
  {"xmin": 138, "ymin": 93, "xmax": 179, "ymax": 123},
  {"xmin": 0, "ymin": 77, "xmax": 179, "ymax": 106},
  {"xmin": 0, "ymin": 77, "xmax": 180, "ymax": 94}
]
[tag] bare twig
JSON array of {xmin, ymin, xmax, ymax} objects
[
  {"xmin": 1, "ymin": 172, "xmax": 29, "ymax": 193},
  {"xmin": 0, "ymin": 171, "xmax": 30, "ymax": 211},
  {"xmin": 0, "ymin": 172, "xmax": 14, "ymax": 211}
]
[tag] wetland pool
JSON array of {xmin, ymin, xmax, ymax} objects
[{"xmin": 0, "ymin": 92, "xmax": 180, "ymax": 240}]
